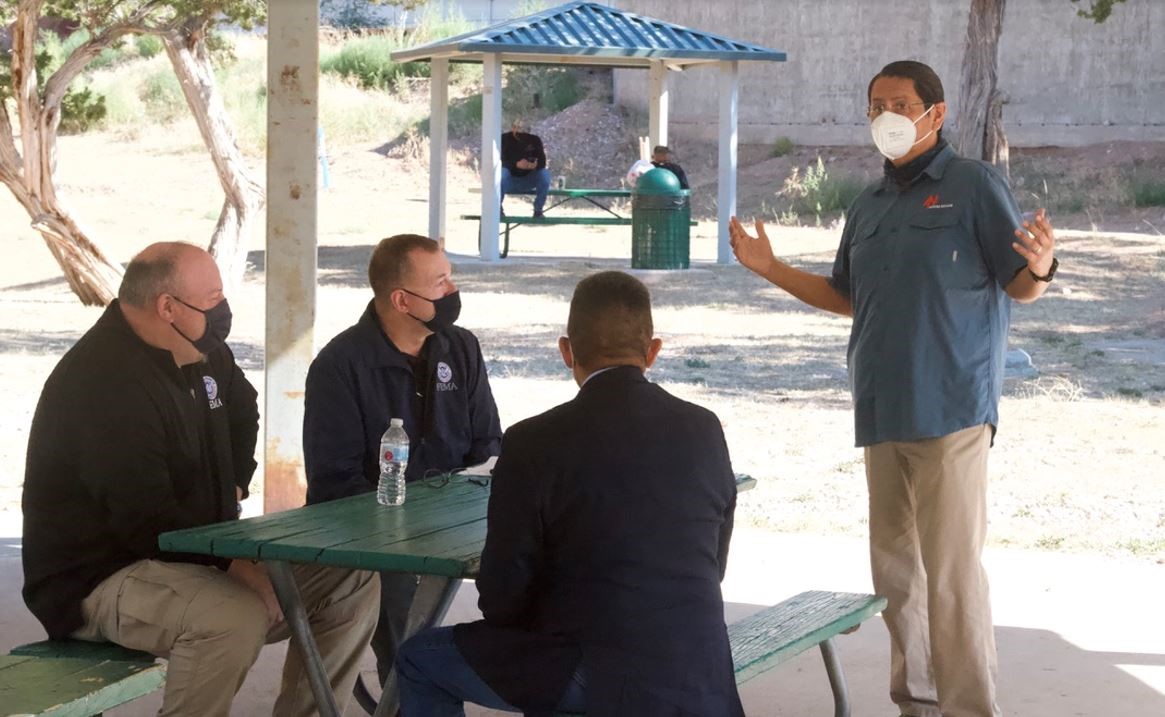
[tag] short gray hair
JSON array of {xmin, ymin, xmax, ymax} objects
[{"xmin": 118, "ymin": 252, "xmax": 180, "ymax": 308}]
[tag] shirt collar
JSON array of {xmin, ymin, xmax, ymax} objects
[
  {"xmin": 358, "ymin": 300, "xmax": 446, "ymax": 369},
  {"xmin": 102, "ymin": 300, "xmax": 189, "ymax": 381},
  {"xmin": 878, "ymin": 140, "xmax": 955, "ymax": 192}
]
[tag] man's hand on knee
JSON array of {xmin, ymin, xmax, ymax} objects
[{"xmin": 227, "ymin": 559, "xmax": 285, "ymax": 626}]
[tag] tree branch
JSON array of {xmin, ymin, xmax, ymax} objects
[{"xmin": 42, "ymin": 0, "xmax": 171, "ymax": 112}]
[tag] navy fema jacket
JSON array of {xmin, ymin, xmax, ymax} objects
[{"xmin": 303, "ymin": 301, "xmax": 502, "ymax": 504}]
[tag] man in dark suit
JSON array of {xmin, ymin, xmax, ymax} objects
[{"xmin": 396, "ymin": 271, "xmax": 744, "ymax": 717}]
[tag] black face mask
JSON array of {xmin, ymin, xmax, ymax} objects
[
  {"xmin": 171, "ymin": 296, "xmax": 233, "ymax": 353},
  {"xmin": 402, "ymin": 289, "xmax": 461, "ymax": 332}
]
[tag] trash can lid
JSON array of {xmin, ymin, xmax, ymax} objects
[{"xmin": 635, "ymin": 167, "xmax": 683, "ymax": 195}]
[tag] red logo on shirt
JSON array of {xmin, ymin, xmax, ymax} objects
[{"xmin": 923, "ymin": 194, "xmax": 939, "ymax": 208}]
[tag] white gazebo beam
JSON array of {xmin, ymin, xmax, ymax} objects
[
  {"xmin": 428, "ymin": 58, "xmax": 449, "ymax": 246},
  {"xmin": 479, "ymin": 54, "xmax": 502, "ymax": 261},
  {"xmin": 648, "ymin": 60, "xmax": 669, "ymax": 149},
  {"xmin": 264, "ymin": 0, "xmax": 319, "ymax": 513},
  {"xmin": 717, "ymin": 60, "xmax": 739, "ymax": 264}
]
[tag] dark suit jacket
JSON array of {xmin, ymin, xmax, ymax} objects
[{"xmin": 454, "ymin": 366, "xmax": 743, "ymax": 716}]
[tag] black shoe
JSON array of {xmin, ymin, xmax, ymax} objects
[{"xmin": 533, "ymin": 211, "xmax": 545, "ymax": 219}]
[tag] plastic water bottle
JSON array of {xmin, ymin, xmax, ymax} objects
[{"xmin": 378, "ymin": 418, "xmax": 409, "ymax": 506}]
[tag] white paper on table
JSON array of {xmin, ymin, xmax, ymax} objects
[{"xmin": 459, "ymin": 455, "xmax": 498, "ymax": 477}]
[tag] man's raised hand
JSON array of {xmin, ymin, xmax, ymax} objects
[{"xmin": 729, "ymin": 216, "xmax": 776, "ymax": 276}]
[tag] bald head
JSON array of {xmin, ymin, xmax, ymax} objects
[{"xmin": 119, "ymin": 243, "xmax": 216, "ymax": 308}]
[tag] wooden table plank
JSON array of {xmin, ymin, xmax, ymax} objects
[
  {"xmin": 159, "ymin": 481, "xmax": 490, "ymax": 574},
  {"xmin": 0, "ymin": 655, "xmax": 165, "ymax": 717}
]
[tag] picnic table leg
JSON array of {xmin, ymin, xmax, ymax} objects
[
  {"xmin": 373, "ymin": 575, "xmax": 462, "ymax": 717},
  {"xmin": 818, "ymin": 638, "xmax": 851, "ymax": 717},
  {"xmin": 267, "ymin": 560, "xmax": 342, "ymax": 717},
  {"xmin": 502, "ymin": 222, "xmax": 510, "ymax": 259}
]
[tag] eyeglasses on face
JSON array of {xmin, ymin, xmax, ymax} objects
[{"xmin": 866, "ymin": 101, "xmax": 929, "ymax": 120}]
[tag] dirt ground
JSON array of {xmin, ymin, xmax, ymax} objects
[{"xmin": 1, "ymin": 120, "xmax": 1163, "ymax": 562}]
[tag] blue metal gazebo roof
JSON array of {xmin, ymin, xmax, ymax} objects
[{"xmin": 391, "ymin": 1, "xmax": 786, "ymax": 68}]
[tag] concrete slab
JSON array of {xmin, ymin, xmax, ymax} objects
[{"xmin": 1, "ymin": 515, "xmax": 1161, "ymax": 716}]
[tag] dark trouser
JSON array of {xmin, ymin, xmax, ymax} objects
[
  {"xmin": 397, "ymin": 626, "xmax": 587, "ymax": 717},
  {"xmin": 373, "ymin": 571, "xmax": 421, "ymax": 686}
]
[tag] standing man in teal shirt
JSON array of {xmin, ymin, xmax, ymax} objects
[{"xmin": 731, "ymin": 61, "xmax": 1059, "ymax": 717}]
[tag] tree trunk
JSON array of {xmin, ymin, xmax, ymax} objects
[
  {"xmin": 984, "ymin": 89, "xmax": 1011, "ymax": 181},
  {"xmin": 3, "ymin": 0, "xmax": 125, "ymax": 306},
  {"xmin": 956, "ymin": 0, "xmax": 1008, "ymax": 166},
  {"xmin": 162, "ymin": 26, "xmax": 264, "ymax": 290}
]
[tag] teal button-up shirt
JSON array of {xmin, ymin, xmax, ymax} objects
[{"xmin": 830, "ymin": 144, "xmax": 1028, "ymax": 446}]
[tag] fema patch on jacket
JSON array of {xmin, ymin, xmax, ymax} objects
[
  {"xmin": 203, "ymin": 375, "xmax": 223, "ymax": 409},
  {"xmin": 436, "ymin": 361, "xmax": 458, "ymax": 392}
]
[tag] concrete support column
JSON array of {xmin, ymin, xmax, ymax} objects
[
  {"xmin": 429, "ymin": 58, "xmax": 449, "ymax": 246},
  {"xmin": 264, "ymin": 0, "xmax": 319, "ymax": 512},
  {"xmin": 648, "ymin": 61, "xmax": 669, "ymax": 149},
  {"xmin": 479, "ymin": 54, "xmax": 502, "ymax": 261},
  {"xmin": 717, "ymin": 60, "xmax": 739, "ymax": 264}
]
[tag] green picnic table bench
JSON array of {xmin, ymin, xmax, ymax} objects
[
  {"xmin": 554, "ymin": 590, "xmax": 886, "ymax": 717},
  {"xmin": 2, "ymin": 640, "xmax": 165, "ymax": 716},
  {"xmin": 462, "ymin": 187, "xmax": 694, "ymax": 258}
]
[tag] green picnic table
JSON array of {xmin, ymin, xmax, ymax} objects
[
  {"xmin": 464, "ymin": 187, "xmax": 634, "ymax": 258},
  {"xmin": 158, "ymin": 473, "xmax": 756, "ymax": 717}
]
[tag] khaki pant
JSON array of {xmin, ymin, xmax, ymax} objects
[
  {"xmin": 865, "ymin": 424, "xmax": 1002, "ymax": 717},
  {"xmin": 72, "ymin": 559, "xmax": 379, "ymax": 717}
]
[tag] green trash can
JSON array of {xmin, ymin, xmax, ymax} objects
[{"xmin": 632, "ymin": 168, "xmax": 691, "ymax": 270}]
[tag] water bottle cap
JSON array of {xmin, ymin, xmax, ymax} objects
[{"xmin": 389, "ymin": 418, "xmax": 404, "ymax": 427}]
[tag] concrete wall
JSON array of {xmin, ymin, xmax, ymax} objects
[{"xmin": 613, "ymin": 0, "xmax": 1165, "ymax": 146}]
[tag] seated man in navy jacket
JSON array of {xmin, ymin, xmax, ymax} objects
[
  {"xmin": 396, "ymin": 271, "xmax": 744, "ymax": 717},
  {"xmin": 303, "ymin": 233, "xmax": 502, "ymax": 687}
]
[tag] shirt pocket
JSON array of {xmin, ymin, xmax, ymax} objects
[{"xmin": 907, "ymin": 211, "xmax": 984, "ymax": 289}]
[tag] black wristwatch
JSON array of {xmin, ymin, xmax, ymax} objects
[{"xmin": 1029, "ymin": 257, "xmax": 1058, "ymax": 283}]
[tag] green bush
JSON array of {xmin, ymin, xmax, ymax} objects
[
  {"xmin": 504, "ymin": 65, "xmax": 583, "ymax": 115},
  {"xmin": 771, "ymin": 136, "xmax": 795, "ymax": 157},
  {"xmin": 135, "ymin": 35, "xmax": 165, "ymax": 60},
  {"xmin": 779, "ymin": 157, "xmax": 865, "ymax": 221},
  {"xmin": 0, "ymin": 46, "xmax": 107, "ymax": 133},
  {"xmin": 59, "ymin": 85, "xmax": 107, "ymax": 133},
  {"xmin": 1131, "ymin": 178, "xmax": 1165, "ymax": 207},
  {"xmin": 140, "ymin": 66, "xmax": 187, "ymax": 122},
  {"xmin": 320, "ymin": 37, "xmax": 430, "ymax": 91},
  {"xmin": 48, "ymin": 30, "xmax": 134, "ymax": 71}
]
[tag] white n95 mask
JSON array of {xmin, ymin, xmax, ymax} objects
[{"xmin": 870, "ymin": 105, "xmax": 934, "ymax": 160}]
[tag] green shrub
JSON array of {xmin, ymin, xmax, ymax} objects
[
  {"xmin": 140, "ymin": 66, "xmax": 187, "ymax": 122},
  {"xmin": 504, "ymin": 65, "xmax": 583, "ymax": 115},
  {"xmin": 320, "ymin": 36, "xmax": 429, "ymax": 91},
  {"xmin": 771, "ymin": 136, "xmax": 794, "ymax": 157},
  {"xmin": 135, "ymin": 34, "xmax": 164, "ymax": 60},
  {"xmin": 49, "ymin": 30, "xmax": 133, "ymax": 71},
  {"xmin": 59, "ymin": 85, "xmax": 107, "ymax": 133},
  {"xmin": 779, "ymin": 157, "xmax": 865, "ymax": 222},
  {"xmin": 1132, "ymin": 179, "xmax": 1165, "ymax": 207},
  {"xmin": 0, "ymin": 46, "xmax": 107, "ymax": 133}
]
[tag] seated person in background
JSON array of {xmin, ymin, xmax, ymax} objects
[
  {"xmin": 651, "ymin": 144, "xmax": 690, "ymax": 189},
  {"xmin": 22, "ymin": 242, "xmax": 378, "ymax": 717},
  {"xmin": 397, "ymin": 271, "xmax": 744, "ymax": 717},
  {"xmin": 304, "ymin": 233, "xmax": 502, "ymax": 689},
  {"xmin": 501, "ymin": 118, "xmax": 552, "ymax": 218}
]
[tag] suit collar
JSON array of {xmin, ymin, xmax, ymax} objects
[{"xmin": 577, "ymin": 364, "xmax": 647, "ymax": 393}]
